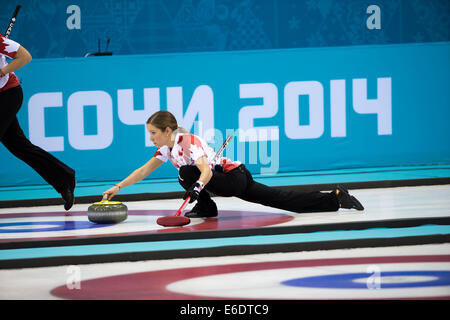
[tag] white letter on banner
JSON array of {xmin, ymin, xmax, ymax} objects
[
  {"xmin": 366, "ymin": 5, "xmax": 381, "ymax": 30},
  {"xmin": 118, "ymin": 88, "xmax": 160, "ymax": 147},
  {"xmin": 238, "ymin": 83, "xmax": 279, "ymax": 142},
  {"xmin": 284, "ymin": 81, "xmax": 324, "ymax": 139},
  {"xmin": 353, "ymin": 78, "xmax": 392, "ymax": 135},
  {"xmin": 67, "ymin": 91, "xmax": 113, "ymax": 150},
  {"xmin": 166, "ymin": 85, "xmax": 214, "ymax": 142},
  {"xmin": 28, "ymin": 92, "xmax": 64, "ymax": 151},
  {"xmin": 66, "ymin": 5, "xmax": 81, "ymax": 30},
  {"xmin": 330, "ymin": 79, "xmax": 347, "ymax": 137}
]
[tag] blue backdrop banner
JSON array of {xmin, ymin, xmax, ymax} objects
[
  {"xmin": 1, "ymin": 0, "xmax": 449, "ymax": 59},
  {"xmin": 0, "ymin": 42, "xmax": 449, "ymax": 186}
]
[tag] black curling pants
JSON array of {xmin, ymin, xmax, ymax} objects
[
  {"xmin": 0, "ymin": 85, "xmax": 75, "ymax": 193},
  {"xmin": 178, "ymin": 164, "xmax": 339, "ymax": 213}
]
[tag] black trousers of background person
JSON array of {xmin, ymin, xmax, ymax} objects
[
  {"xmin": 178, "ymin": 164, "xmax": 339, "ymax": 214},
  {"xmin": 0, "ymin": 85, "xmax": 75, "ymax": 193}
]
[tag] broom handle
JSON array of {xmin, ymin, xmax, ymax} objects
[
  {"xmin": 175, "ymin": 196, "xmax": 191, "ymax": 216},
  {"xmin": 212, "ymin": 134, "xmax": 233, "ymax": 164},
  {"xmin": 5, "ymin": 5, "xmax": 21, "ymax": 38}
]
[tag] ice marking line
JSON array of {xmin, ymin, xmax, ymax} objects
[{"xmin": 0, "ymin": 224, "xmax": 449, "ymax": 261}]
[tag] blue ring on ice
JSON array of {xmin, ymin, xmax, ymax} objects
[
  {"xmin": 281, "ymin": 271, "xmax": 450, "ymax": 289},
  {"xmin": 0, "ymin": 221, "xmax": 111, "ymax": 233}
]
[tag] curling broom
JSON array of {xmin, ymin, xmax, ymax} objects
[{"xmin": 157, "ymin": 135, "xmax": 233, "ymax": 227}]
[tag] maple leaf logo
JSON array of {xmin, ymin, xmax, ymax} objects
[
  {"xmin": 0, "ymin": 34, "xmax": 18, "ymax": 57},
  {"xmin": 0, "ymin": 35, "xmax": 7, "ymax": 53}
]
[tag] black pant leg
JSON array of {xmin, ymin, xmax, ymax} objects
[
  {"xmin": 240, "ymin": 181, "xmax": 339, "ymax": 213},
  {"xmin": 1, "ymin": 118, "xmax": 75, "ymax": 192},
  {"xmin": 178, "ymin": 165, "xmax": 249, "ymax": 200},
  {"xmin": 178, "ymin": 165, "xmax": 339, "ymax": 213},
  {"xmin": 0, "ymin": 86, "xmax": 75, "ymax": 193},
  {"xmin": 238, "ymin": 167, "xmax": 339, "ymax": 213},
  {"xmin": 0, "ymin": 86, "xmax": 22, "ymax": 139},
  {"xmin": 206, "ymin": 165, "xmax": 249, "ymax": 197}
]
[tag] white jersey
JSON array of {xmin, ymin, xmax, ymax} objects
[
  {"xmin": 0, "ymin": 33, "xmax": 20, "ymax": 91},
  {"xmin": 153, "ymin": 131, "xmax": 241, "ymax": 173}
]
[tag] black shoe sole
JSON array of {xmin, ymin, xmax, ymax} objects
[
  {"xmin": 62, "ymin": 179, "xmax": 76, "ymax": 211},
  {"xmin": 350, "ymin": 195, "xmax": 364, "ymax": 211},
  {"xmin": 184, "ymin": 213, "xmax": 218, "ymax": 218},
  {"xmin": 184, "ymin": 199, "xmax": 218, "ymax": 218},
  {"xmin": 184, "ymin": 210, "xmax": 218, "ymax": 218},
  {"xmin": 337, "ymin": 185, "xmax": 364, "ymax": 211}
]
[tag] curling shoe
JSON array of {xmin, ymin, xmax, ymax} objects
[
  {"xmin": 61, "ymin": 178, "xmax": 76, "ymax": 211},
  {"xmin": 336, "ymin": 185, "xmax": 364, "ymax": 211},
  {"xmin": 185, "ymin": 200, "xmax": 218, "ymax": 218}
]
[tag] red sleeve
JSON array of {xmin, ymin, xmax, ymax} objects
[{"xmin": 0, "ymin": 34, "xmax": 20, "ymax": 59}]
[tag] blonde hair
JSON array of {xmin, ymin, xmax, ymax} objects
[{"xmin": 146, "ymin": 111, "xmax": 187, "ymax": 133}]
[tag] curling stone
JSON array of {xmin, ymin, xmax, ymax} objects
[{"xmin": 88, "ymin": 199, "xmax": 128, "ymax": 224}]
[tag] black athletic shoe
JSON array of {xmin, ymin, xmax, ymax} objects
[
  {"xmin": 185, "ymin": 199, "xmax": 218, "ymax": 218},
  {"xmin": 61, "ymin": 179, "xmax": 76, "ymax": 211},
  {"xmin": 336, "ymin": 185, "xmax": 364, "ymax": 211}
]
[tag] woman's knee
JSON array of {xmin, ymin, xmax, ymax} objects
[{"xmin": 178, "ymin": 165, "xmax": 200, "ymax": 188}]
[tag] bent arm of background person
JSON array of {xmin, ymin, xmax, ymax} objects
[
  {"xmin": 0, "ymin": 46, "xmax": 32, "ymax": 75},
  {"xmin": 103, "ymin": 157, "xmax": 164, "ymax": 200}
]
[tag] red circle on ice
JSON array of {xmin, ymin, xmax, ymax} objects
[
  {"xmin": 50, "ymin": 255, "xmax": 450, "ymax": 300},
  {"xmin": 0, "ymin": 210, "xmax": 293, "ymax": 242}
]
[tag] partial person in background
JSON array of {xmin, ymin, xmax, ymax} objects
[{"xmin": 0, "ymin": 33, "xmax": 76, "ymax": 210}]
